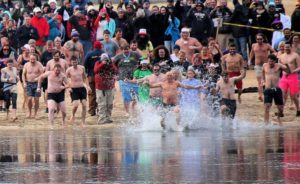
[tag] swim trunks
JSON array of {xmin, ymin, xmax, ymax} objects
[
  {"xmin": 279, "ymin": 73, "xmax": 299, "ymax": 95},
  {"xmin": 264, "ymin": 87, "xmax": 284, "ymax": 105},
  {"xmin": 70, "ymin": 87, "xmax": 87, "ymax": 101},
  {"xmin": 149, "ymin": 96, "xmax": 163, "ymax": 106},
  {"xmin": 228, "ymin": 71, "xmax": 243, "ymax": 89},
  {"xmin": 220, "ymin": 98, "xmax": 237, "ymax": 119},
  {"xmin": 47, "ymin": 90, "xmax": 65, "ymax": 103},
  {"xmin": 119, "ymin": 80, "xmax": 139, "ymax": 103},
  {"xmin": 254, "ymin": 65, "xmax": 263, "ymax": 77},
  {"xmin": 26, "ymin": 82, "xmax": 40, "ymax": 97}
]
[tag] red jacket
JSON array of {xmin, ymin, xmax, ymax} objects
[
  {"xmin": 31, "ymin": 16, "xmax": 49, "ymax": 46},
  {"xmin": 94, "ymin": 61, "xmax": 118, "ymax": 90}
]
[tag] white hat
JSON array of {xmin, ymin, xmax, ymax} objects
[
  {"xmin": 140, "ymin": 58, "xmax": 149, "ymax": 64},
  {"xmin": 48, "ymin": 0, "xmax": 57, "ymax": 4},
  {"xmin": 23, "ymin": 44, "xmax": 31, "ymax": 51},
  {"xmin": 181, "ymin": 27, "xmax": 190, "ymax": 33},
  {"xmin": 101, "ymin": 53, "xmax": 109, "ymax": 61},
  {"xmin": 33, "ymin": 7, "xmax": 42, "ymax": 13},
  {"xmin": 87, "ymin": 5, "xmax": 96, "ymax": 12},
  {"xmin": 138, "ymin": 29, "xmax": 147, "ymax": 35}
]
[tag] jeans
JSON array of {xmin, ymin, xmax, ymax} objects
[
  {"xmin": 234, "ymin": 37, "xmax": 248, "ymax": 61},
  {"xmin": 80, "ymin": 39, "xmax": 92, "ymax": 59},
  {"xmin": 4, "ymin": 91, "xmax": 17, "ymax": 109},
  {"xmin": 164, "ymin": 40, "xmax": 174, "ymax": 53}
]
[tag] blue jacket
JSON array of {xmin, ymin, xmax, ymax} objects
[
  {"xmin": 164, "ymin": 17, "xmax": 180, "ymax": 45},
  {"xmin": 46, "ymin": 17, "xmax": 60, "ymax": 41},
  {"xmin": 84, "ymin": 49, "xmax": 104, "ymax": 77}
]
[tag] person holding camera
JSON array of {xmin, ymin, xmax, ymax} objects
[{"xmin": 94, "ymin": 53, "xmax": 118, "ymax": 124}]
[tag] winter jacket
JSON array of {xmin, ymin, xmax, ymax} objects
[
  {"xmin": 94, "ymin": 61, "xmax": 118, "ymax": 90},
  {"xmin": 164, "ymin": 17, "xmax": 180, "ymax": 45},
  {"xmin": 132, "ymin": 17, "xmax": 150, "ymax": 35},
  {"xmin": 84, "ymin": 49, "xmax": 104, "ymax": 77},
  {"xmin": 115, "ymin": 16, "xmax": 134, "ymax": 43},
  {"xmin": 291, "ymin": 7, "xmax": 300, "ymax": 32},
  {"xmin": 46, "ymin": 16, "xmax": 60, "ymax": 41},
  {"xmin": 231, "ymin": 0, "xmax": 249, "ymax": 38},
  {"xmin": 16, "ymin": 25, "xmax": 39, "ymax": 48},
  {"xmin": 94, "ymin": 15, "xmax": 116, "ymax": 39},
  {"xmin": 210, "ymin": 7, "xmax": 232, "ymax": 34},
  {"xmin": 186, "ymin": 8, "xmax": 213, "ymax": 42},
  {"xmin": 31, "ymin": 16, "xmax": 50, "ymax": 46},
  {"xmin": 67, "ymin": 15, "xmax": 92, "ymax": 40},
  {"xmin": 149, "ymin": 13, "xmax": 168, "ymax": 48}
]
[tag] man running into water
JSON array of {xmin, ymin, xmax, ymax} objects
[
  {"xmin": 22, "ymin": 54, "xmax": 44, "ymax": 118},
  {"xmin": 221, "ymin": 44, "xmax": 244, "ymax": 103},
  {"xmin": 278, "ymin": 42, "xmax": 300, "ymax": 116},
  {"xmin": 249, "ymin": 33, "xmax": 275, "ymax": 101},
  {"xmin": 46, "ymin": 50, "xmax": 68, "ymax": 72},
  {"xmin": 262, "ymin": 54, "xmax": 289, "ymax": 125},
  {"xmin": 66, "ymin": 56, "xmax": 91, "ymax": 127},
  {"xmin": 37, "ymin": 64, "xmax": 69, "ymax": 129},
  {"xmin": 146, "ymin": 71, "xmax": 200, "ymax": 129},
  {"xmin": 216, "ymin": 69, "xmax": 246, "ymax": 120}
]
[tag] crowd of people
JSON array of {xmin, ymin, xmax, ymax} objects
[{"xmin": 0, "ymin": 0, "xmax": 299, "ymax": 129}]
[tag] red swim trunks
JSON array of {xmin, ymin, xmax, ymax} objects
[
  {"xmin": 279, "ymin": 73, "xmax": 299, "ymax": 95},
  {"xmin": 228, "ymin": 71, "xmax": 243, "ymax": 90}
]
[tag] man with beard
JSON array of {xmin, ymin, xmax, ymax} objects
[
  {"xmin": 249, "ymin": 33, "xmax": 275, "ymax": 101},
  {"xmin": 216, "ymin": 69, "xmax": 246, "ymax": 120},
  {"xmin": 22, "ymin": 54, "xmax": 44, "ymax": 119},
  {"xmin": 113, "ymin": 44, "xmax": 140, "ymax": 116},
  {"xmin": 135, "ymin": 29, "xmax": 153, "ymax": 57},
  {"xmin": 84, "ymin": 41, "xmax": 104, "ymax": 116},
  {"xmin": 262, "ymin": 54, "xmax": 289, "ymax": 125},
  {"xmin": 46, "ymin": 50, "xmax": 68, "ymax": 72},
  {"xmin": 64, "ymin": 30, "xmax": 84, "ymax": 65},
  {"xmin": 68, "ymin": 7, "xmax": 92, "ymax": 57},
  {"xmin": 221, "ymin": 44, "xmax": 244, "ymax": 103},
  {"xmin": 37, "ymin": 64, "xmax": 69, "ymax": 129},
  {"xmin": 66, "ymin": 56, "xmax": 91, "ymax": 127}
]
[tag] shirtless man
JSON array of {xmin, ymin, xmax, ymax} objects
[
  {"xmin": 37, "ymin": 64, "xmax": 69, "ymax": 129},
  {"xmin": 147, "ymin": 71, "xmax": 199, "ymax": 129},
  {"xmin": 175, "ymin": 28, "xmax": 202, "ymax": 62},
  {"xmin": 66, "ymin": 56, "xmax": 91, "ymax": 127},
  {"xmin": 262, "ymin": 54, "xmax": 289, "ymax": 125},
  {"xmin": 221, "ymin": 44, "xmax": 244, "ymax": 103},
  {"xmin": 278, "ymin": 42, "xmax": 300, "ymax": 116},
  {"xmin": 249, "ymin": 33, "xmax": 275, "ymax": 101},
  {"xmin": 22, "ymin": 54, "xmax": 44, "ymax": 118},
  {"xmin": 144, "ymin": 64, "xmax": 165, "ymax": 105},
  {"xmin": 63, "ymin": 30, "xmax": 84, "ymax": 65},
  {"xmin": 216, "ymin": 69, "xmax": 246, "ymax": 120},
  {"xmin": 46, "ymin": 50, "xmax": 68, "ymax": 72}
]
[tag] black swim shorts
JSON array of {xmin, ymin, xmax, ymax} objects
[
  {"xmin": 70, "ymin": 87, "xmax": 87, "ymax": 102},
  {"xmin": 220, "ymin": 98, "xmax": 237, "ymax": 119},
  {"xmin": 48, "ymin": 90, "xmax": 65, "ymax": 103},
  {"xmin": 264, "ymin": 87, "xmax": 284, "ymax": 105}
]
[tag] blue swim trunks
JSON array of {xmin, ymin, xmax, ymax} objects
[{"xmin": 119, "ymin": 80, "xmax": 139, "ymax": 103}]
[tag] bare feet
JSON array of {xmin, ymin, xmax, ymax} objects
[
  {"xmin": 49, "ymin": 125, "xmax": 54, "ymax": 130},
  {"xmin": 258, "ymin": 96, "xmax": 263, "ymax": 102},
  {"xmin": 81, "ymin": 122, "xmax": 85, "ymax": 128},
  {"xmin": 12, "ymin": 117, "xmax": 18, "ymax": 122},
  {"xmin": 26, "ymin": 114, "xmax": 32, "ymax": 118}
]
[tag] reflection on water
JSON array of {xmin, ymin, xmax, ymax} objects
[{"xmin": 0, "ymin": 127, "xmax": 299, "ymax": 182}]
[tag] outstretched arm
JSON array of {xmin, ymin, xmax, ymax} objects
[{"xmin": 232, "ymin": 69, "xmax": 246, "ymax": 82}]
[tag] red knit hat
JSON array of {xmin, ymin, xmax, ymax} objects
[{"xmin": 94, "ymin": 41, "xmax": 102, "ymax": 49}]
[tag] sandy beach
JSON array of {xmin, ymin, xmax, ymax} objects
[{"xmin": 0, "ymin": 70, "xmax": 299, "ymax": 129}]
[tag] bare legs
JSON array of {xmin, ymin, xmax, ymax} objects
[
  {"xmin": 48, "ymin": 100, "xmax": 66, "ymax": 129},
  {"xmin": 27, "ymin": 97, "xmax": 39, "ymax": 118},
  {"xmin": 70, "ymin": 100, "xmax": 87, "ymax": 127}
]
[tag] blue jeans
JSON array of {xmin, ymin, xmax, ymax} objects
[
  {"xmin": 164, "ymin": 40, "xmax": 174, "ymax": 53},
  {"xmin": 234, "ymin": 37, "xmax": 248, "ymax": 61},
  {"xmin": 80, "ymin": 39, "xmax": 92, "ymax": 59}
]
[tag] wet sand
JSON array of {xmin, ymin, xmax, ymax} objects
[{"xmin": 0, "ymin": 70, "xmax": 299, "ymax": 129}]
